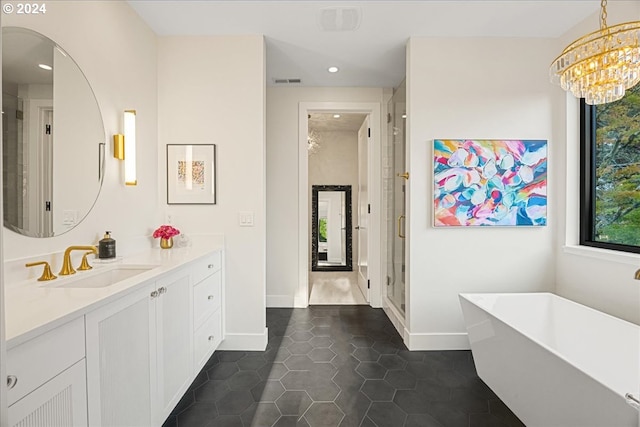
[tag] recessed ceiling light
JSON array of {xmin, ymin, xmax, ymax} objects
[
  {"xmin": 327, "ymin": 66, "xmax": 339, "ymax": 73},
  {"xmin": 38, "ymin": 64, "xmax": 52, "ymax": 71},
  {"xmin": 333, "ymin": 114, "xmax": 341, "ymax": 119}
]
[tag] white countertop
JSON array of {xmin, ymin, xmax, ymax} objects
[{"xmin": 4, "ymin": 239, "xmax": 224, "ymax": 348}]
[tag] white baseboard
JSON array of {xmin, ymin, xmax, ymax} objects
[
  {"xmin": 266, "ymin": 294, "xmax": 295, "ymax": 308},
  {"xmin": 218, "ymin": 328, "xmax": 268, "ymax": 351},
  {"xmin": 382, "ymin": 303, "xmax": 406, "ymax": 340},
  {"xmin": 405, "ymin": 332, "xmax": 470, "ymax": 351}
]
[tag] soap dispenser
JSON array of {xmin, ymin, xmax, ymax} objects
[{"xmin": 98, "ymin": 231, "xmax": 116, "ymax": 259}]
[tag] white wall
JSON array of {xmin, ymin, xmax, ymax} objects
[
  {"xmin": 555, "ymin": 2, "xmax": 640, "ymax": 325},
  {"xmin": 158, "ymin": 36, "xmax": 267, "ymax": 350},
  {"xmin": 406, "ymin": 37, "xmax": 557, "ymax": 349},
  {"xmin": 3, "ymin": 1, "xmax": 160, "ymax": 261},
  {"xmin": 266, "ymin": 87, "xmax": 385, "ymax": 307}
]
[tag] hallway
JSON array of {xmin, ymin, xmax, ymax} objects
[{"xmin": 162, "ymin": 306, "xmax": 524, "ymax": 427}]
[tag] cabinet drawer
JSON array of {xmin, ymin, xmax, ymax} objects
[
  {"xmin": 7, "ymin": 317, "xmax": 85, "ymax": 406},
  {"xmin": 192, "ymin": 251, "xmax": 222, "ymax": 285},
  {"xmin": 193, "ymin": 270, "xmax": 221, "ymax": 328},
  {"xmin": 194, "ymin": 310, "xmax": 222, "ymax": 370}
]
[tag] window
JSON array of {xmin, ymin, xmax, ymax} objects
[{"xmin": 580, "ymin": 83, "xmax": 640, "ymax": 253}]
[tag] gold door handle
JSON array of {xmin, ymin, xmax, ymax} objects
[
  {"xmin": 397, "ymin": 172, "xmax": 409, "ymax": 180},
  {"xmin": 397, "ymin": 215, "xmax": 405, "ymax": 239}
]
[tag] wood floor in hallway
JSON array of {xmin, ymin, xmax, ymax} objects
[{"xmin": 308, "ymin": 272, "xmax": 367, "ymax": 305}]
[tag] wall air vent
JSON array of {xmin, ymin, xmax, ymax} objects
[
  {"xmin": 273, "ymin": 78, "xmax": 302, "ymax": 84},
  {"xmin": 318, "ymin": 7, "xmax": 361, "ymax": 32}
]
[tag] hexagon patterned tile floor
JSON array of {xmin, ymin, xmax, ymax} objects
[{"xmin": 162, "ymin": 306, "xmax": 525, "ymax": 427}]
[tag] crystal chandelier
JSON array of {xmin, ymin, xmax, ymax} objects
[
  {"xmin": 550, "ymin": 0, "xmax": 640, "ymax": 105},
  {"xmin": 308, "ymin": 129, "xmax": 320, "ymax": 154}
]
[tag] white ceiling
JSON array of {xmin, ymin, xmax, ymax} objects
[{"xmin": 128, "ymin": 0, "xmax": 603, "ymax": 88}]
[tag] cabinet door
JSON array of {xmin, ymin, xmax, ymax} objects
[
  {"xmin": 9, "ymin": 360, "xmax": 87, "ymax": 427},
  {"xmin": 155, "ymin": 269, "xmax": 192, "ymax": 424},
  {"xmin": 85, "ymin": 283, "xmax": 156, "ymax": 427}
]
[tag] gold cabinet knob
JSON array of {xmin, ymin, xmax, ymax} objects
[{"xmin": 25, "ymin": 261, "xmax": 57, "ymax": 281}]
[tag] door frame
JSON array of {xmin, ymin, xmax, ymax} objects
[{"xmin": 297, "ymin": 102, "xmax": 382, "ymax": 308}]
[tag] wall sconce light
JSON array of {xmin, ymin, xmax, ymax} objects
[{"xmin": 113, "ymin": 110, "xmax": 137, "ymax": 185}]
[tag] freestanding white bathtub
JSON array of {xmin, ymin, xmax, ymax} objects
[{"xmin": 459, "ymin": 292, "xmax": 640, "ymax": 427}]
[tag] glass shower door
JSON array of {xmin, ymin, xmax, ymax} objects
[{"xmin": 384, "ymin": 81, "xmax": 406, "ymax": 314}]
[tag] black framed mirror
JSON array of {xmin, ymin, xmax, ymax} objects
[{"xmin": 312, "ymin": 185, "xmax": 352, "ymax": 271}]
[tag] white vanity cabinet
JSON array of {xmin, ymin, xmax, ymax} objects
[
  {"xmin": 192, "ymin": 251, "xmax": 223, "ymax": 372},
  {"xmin": 154, "ymin": 267, "xmax": 193, "ymax": 425},
  {"xmin": 6, "ymin": 317, "xmax": 87, "ymax": 427},
  {"xmin": 85, "ymin": 283, "xmax": 156, "ymax": 427},
  {"xmin": 83, "ymin": 249, "xmax": 224, "ymax": 427}
]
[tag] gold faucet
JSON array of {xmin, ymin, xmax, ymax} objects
[
  {"xmin": 59, "ymin": 246, "xmax": 97, "ymax": 276},
  {"xmin": 25, "ymin": 261, "xmax": 57, "ymax": 281}
]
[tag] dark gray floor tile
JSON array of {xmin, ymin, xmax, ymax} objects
[
  {"xmin": 281, "ymin": 371, "xmax": 311, "ymax": 390},
  {"xmin": 366, "ymin": 401, "xmax": 407, "ymax": 427},
  {"xmin": 304, "ymin": 402, "xmax": 345, "ymax": 427},
  {"xmin": 405, "ymin": 361, "xmax": 437, "ymax": 379},
  {"xmin": 378, "ymin": 354, "xmax": 406, "ymax": 371},
  {"xmin": 349, "ymin": 336, "xmax": 374, "ymax": 348},
  {"xmin": 284, "ymin": 355, "xmax": 316, "ymax": 370},
  {"xmin": 216, "ymin": 390, "xmax": 254, "ymax": 415},
  {"xmin": 426, "ymin": 401, "xmax": 470, "ymax": 427},
  {"xmin": 353, "ymin": 347, "xmax": 380, "ymax": 362},
  {"xmin": 291, "ymin": 322, "xmax": 314, "ymax": 331},
  {"xmin": 393, "ymin": 390, "xmax": 429, "ymax": 414},
  {"xmin": 258, "ymin": 362, "xmax": 289, "ymax": 380},
  {"xmin": 218, "ymin": 352, "xmax": 247, "ymax": 362},
  {"xmin": 308, "ymin": 348, "xmax": 336, "ymax": 362},
  {"xmin": 306, "ymin": 377, "xmax": 341, "ymax": 401},
  {"xmin": 241, "ymin": 402, "xmax": 280, "ymax": 427},
  {"xmin": 372, "ymin": 340, "xmax": 399, "ymax": 355},
  {"xmin": 176, "ymin": 401, "xmax": 219, "ymax": 427},
  {"xmin": 310, "ymin": 326, "xmax": 332, "ymax": 337},
  {"xmin": 210, "ymin": 414, "xmax": 243, "ymax": 427},
  {"xmin": 384, "ymin": 369, "xmax": 417, "ymax": 390},
  {"xmin": 361, "ymin": 379, "xmax": 395, "ymax": 401},
  {"xmin": 469, "ymin": 412, "xmax": 511, "ymax": 427},
  {"xmin": 276, "ymin": 391, "xmax": 313, "ymax": 415},
  {"xmin": 228, "ymin": 371, "xmax": 261, "ymax": 391},
  {"xmin": 289, "ymin": 331, "xmax": 313, "ymax": 342},
  {"xmin": 405, "ymin": 413, "xmax": 445, "ymax": 427},
  {"xmin": 237, "ymin": 355, "xmax": 267, "ymax": 371},
  {"xmin": 207, "ymin": 362, "xmax": 240, "ymax": 380},
  {"xmin": 251, "ymin": 380, "xmax": 286, "ymax": 402},
  {"xmin": 355, "ymin": 362, "xmax": 387, "ymax": 379},
  {"xmin": 272, "ymin": 416, "xmax": 302, "ymax": 427},
  {"xmin": 415, "ymin": 380, "xmax": 451, "ymax": 402},
  {"xmin": 450, "ymin": 388, "xmax": 490, "ymax": 414},
  {"xmin": 288, "ymin": 342, "xmax": 314, "ymax": 355},
  {"xmin": 165, "ymin": 307, "xmax": 521, "ymax": 427},
  {"xmin": 195, "ymin": 380, "xmax": 230, "ymax": 402},
  {"xmin": 488, "ymin": 399, "xmax": 526, "ymax": 427},
  {"xmin": 309, "ymin": 336, "xmax": 333, "ymax": 348}
]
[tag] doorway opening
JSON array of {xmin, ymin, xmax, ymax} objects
[
  {"xmin": 297, "ymin": 102, "xmax": 382, "ymax": 308},
  {"xmin": 308, "ymin": 113, "xmax": 368, "ymax": 305}
]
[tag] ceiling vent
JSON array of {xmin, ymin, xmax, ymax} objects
[
  {"xmin": 318, "ymin": 7, "xmax": 361, "ymax": 32},
  {"xmin": 274, "ymin": 78, "xmax": 302, "ymax": 84}
]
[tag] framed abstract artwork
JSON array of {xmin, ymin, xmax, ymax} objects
[
  {"xmin": 167, "ymin": 144, "xmax": 216, "ymax": 204},
  {"xmin": 433, "ymin": 139, "xmax": 547, "ymax": 227}
]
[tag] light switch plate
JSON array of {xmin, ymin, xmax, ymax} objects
[{"xmin": 238, "ymin": 211, "xmax": 254, "ymax": 227}]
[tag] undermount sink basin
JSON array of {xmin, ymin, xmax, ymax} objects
[{"xmin": 47, "ymin": 265, "xmax": 158, "ymax": 289}]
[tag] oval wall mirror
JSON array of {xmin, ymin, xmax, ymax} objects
[{"xmin": 2, "ymin": 26, "xmax": 105, "ymax": 237}]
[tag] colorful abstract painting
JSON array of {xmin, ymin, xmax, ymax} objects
[{"xmin": 434, "ymin": 139, "xmax": 547, "ymax": 227}]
